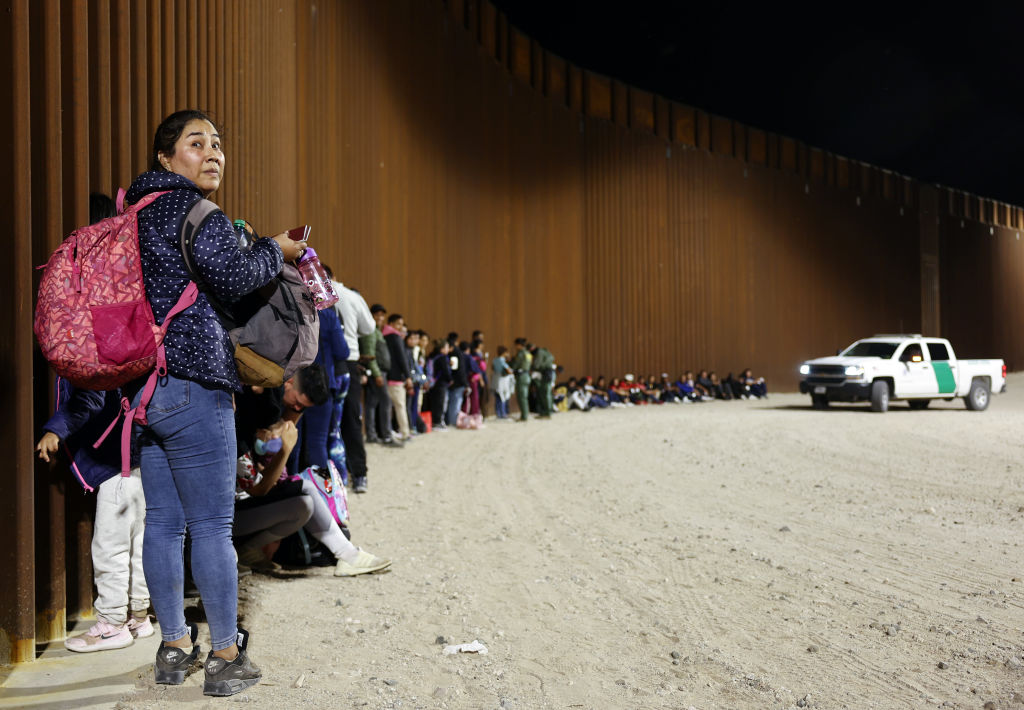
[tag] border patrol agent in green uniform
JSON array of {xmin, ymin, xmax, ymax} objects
[
  {"xmin": 510, "ymin": 338, "xmax": 532, "ymax": 421},
  {"xmin": 530, "ymin": 344, "xmax": 555, "ymax": 417}
]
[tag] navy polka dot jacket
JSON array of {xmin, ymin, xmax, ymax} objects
[{"xmin": 125, "ymin": 171, "xmax": 283, "ymax": 392}]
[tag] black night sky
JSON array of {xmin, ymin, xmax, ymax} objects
[{"xmin": 491, "ymin": 1, "xmax": 1024, "ymax": 206}]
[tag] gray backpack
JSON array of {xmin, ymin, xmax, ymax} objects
[{"xmin": 181, "ymin": 200, "xmax": 320, "ymax": 387}]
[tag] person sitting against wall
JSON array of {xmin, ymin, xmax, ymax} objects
[
  {"xmin": 721, "ymin": 372, "xmax": 745, "ymax": 399},
  {"xmin": 658, "ymin": 373, "xmax": 681, "ymax": 403},
  {"xmin": 675, "ymin": 372, "xmax": 702, "ymax": 402},
  {"xmin": 585, "ymin": 376, "xmax": 611, "ymax": 409},
  {"xmin": 642, "ymin": 374, "xmax": 664, "ymax": 404},
  {"xmin": 696, "ymin": 370, "xmax": 715, "ymax": 399},
  {"xmin": 234, "ymin": 418, "xmax": 312, "ymax": 572},
  {"xmin": 568, "ymin": 376, "xmax": 596, "ymax": 411},
  {"xmin": 557, "ymin": 377, "xmax": 575, "ymax": 408},
  {"xmin": 739, "ymin": 367, "xmax": 768, "ymax": 398},
  {"xmin": 606, "ymin": 377, "xmax": 627, "ymax": 405},
  {"xmin": 234, "ymin": 366, "xmax": 391, "ymax": 578},
  {"xmin": 616, "ymin": 375, "xmax": 643, "ymax": 405}
]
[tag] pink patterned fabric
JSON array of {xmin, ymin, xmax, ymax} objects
[
  {"xmin": 36, "ymin": 189, "xmax": 203, "ymax": 476},
  {"xmin": 34, "ymin": 192, "xmax": 167, "ymax": 390}
]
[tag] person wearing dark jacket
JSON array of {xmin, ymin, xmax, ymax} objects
[
  {"xmin": 37, "ymin": 378, "xmax": 153, "ymax": 652},
  {"xmin": 383, "ymin": 313, "xmax": 413, "ymax": 441},
  {"xmin": 405, "ymin": 331, "xmax": 426, "ymax": 433},
  {"xmin": 124, "ymin": 109, "xmax": 306, "ymax": 695},
  {"xmin": 360, "ymin": 304, "xmax": 398, "ymax": 448},
  {"xmin": 427, "ymin": 340, "xmax": 454, "ymax": 430},
  {"xmin": 293, "ymin": 304, "xmax": 349, "ymax": 473},
  {"xmin": 326, "ymin": 270, "xmax": 375, "ymax": 494},
  {"xmin": 446, "ymin": 340, "xmax": 470, "ymax": 426},
  {"xmin": 461, "ymin": 340, "xmax": 484, "ymax": 417}
]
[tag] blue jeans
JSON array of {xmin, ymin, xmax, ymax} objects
[
  {"xmin": 429, "ymin": 382, "xmax": 449, "ymax": 428},
  {"xmin": 301, "ymin": 398, "xmax": 332, "ymax": 470},
  {"xmin": 493, "ymin": 393, "xmax": 508, "ymax": 418},
  {"xmin": 407, "ymin": 383, "xmax": 423, "ymax": 432},
  {"xmin": 446, "ymin": 385, "xmax": 466, "ymax": 426},
  {"xmin": 134, "ymin": 374, "xmax": 238, "ymax": 651}
]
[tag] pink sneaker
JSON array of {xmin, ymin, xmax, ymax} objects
[
  {"xmin": 64, "ymin": 620, "xmax": 134, "ymax": 653},
  {"xmin": 128, "ymin": 615, "xmax": 154, "ymax": 639}
]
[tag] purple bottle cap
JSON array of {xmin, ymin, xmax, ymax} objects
[{"xmin": 299, "ymin": 246, "xmax": 318, "ymax": 263}]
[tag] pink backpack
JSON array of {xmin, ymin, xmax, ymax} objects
[
  {"xmin": 34, "ymin": 189, "xmax": 198, "ymax": 473},
  {"xmin": 290, "ymin": 461, "xmax": 349, "ymax": 525}
]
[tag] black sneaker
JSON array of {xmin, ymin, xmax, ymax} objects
[
  {"xmin": 353, "ymin": 475, "xmax": 367, "ymax": 493},
  {"xmin": 154, "ymin": 622, "xmax": 200, "ymax": 685},
  {"xmin": 202, "ymin": 628, "xmax": 262, "ymax": 697}
]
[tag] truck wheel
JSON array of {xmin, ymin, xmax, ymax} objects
[
  {"xmin": 964, "ymin": 379, "xmax": 990, "ymax": 411},
  {"xmin": 870, "ymin": 380, "xmax": 889, "ymax": 412},
  {"xmin": 811, "ymin": 394, "xmax": 829, "ymax": 409},
  {"xmin": 907, "ymin": 399, "xmax": 930, "ymax": 410}
]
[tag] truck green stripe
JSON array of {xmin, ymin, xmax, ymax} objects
[{"xmin": 932, "ymin": 362, "xmax": 956, "ymax": 393}]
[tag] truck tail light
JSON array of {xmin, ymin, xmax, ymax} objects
[{"xmin": 1003, "ymin": 364, "xmax": 1007, "ymax": 378}]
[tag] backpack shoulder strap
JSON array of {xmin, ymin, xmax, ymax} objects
[
  {"xmin": 179, "ymin": 197, "xmax": 236, "ymax": 328},
  {"xmin": 180, "ymin": 197, "xmax": 222, "ymax": 276}
]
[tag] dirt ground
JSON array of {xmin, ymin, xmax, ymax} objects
[{"xmin": 119, "ymin": 375, "xmax": 1024, "ymax": 710}]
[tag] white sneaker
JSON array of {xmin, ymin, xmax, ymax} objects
[
  {"xmin": 334, "ymin": 549, "xmax": 392, "ymax": 577},
  {"xmin": 128, "ymin": 615, "xmax": 154, "ymax": 638},
  {"xmin": 64, "ymin": 620, "xmax": 134, "ymax": 653}
]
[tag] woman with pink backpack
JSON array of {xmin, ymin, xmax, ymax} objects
[{"xmin": 123, "ymin": 110, "xmax": 307, "ymax": 696}]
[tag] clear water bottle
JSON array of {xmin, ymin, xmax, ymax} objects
[
  {"xmin": 296, "ymin": 247, "xmax": 339, "ymax": 310},
  {"xmin": 232, "ymin": 219, "xmax": 255, "ymax": 251}
]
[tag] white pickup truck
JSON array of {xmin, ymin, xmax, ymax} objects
[{"xmin": 798, "ymin": 335, "xmax": 1006, "ymax": 412}]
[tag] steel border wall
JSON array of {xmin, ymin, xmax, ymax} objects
[{"xmin": 1, "ymin": 0, "xmax": 1020, "ymax": 663}]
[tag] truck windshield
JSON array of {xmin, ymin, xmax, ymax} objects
[{"xmin": 841, "ymin": 342, "xmax": 899, "ymax": 358}]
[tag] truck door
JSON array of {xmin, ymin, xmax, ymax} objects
[
  {"xmin": 926, "ymin": 341, "xmax": 957, "ymax": 395},
  {"xmin": 894, "ymin": 342, "xmax": 936, "ymax": 396}
]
